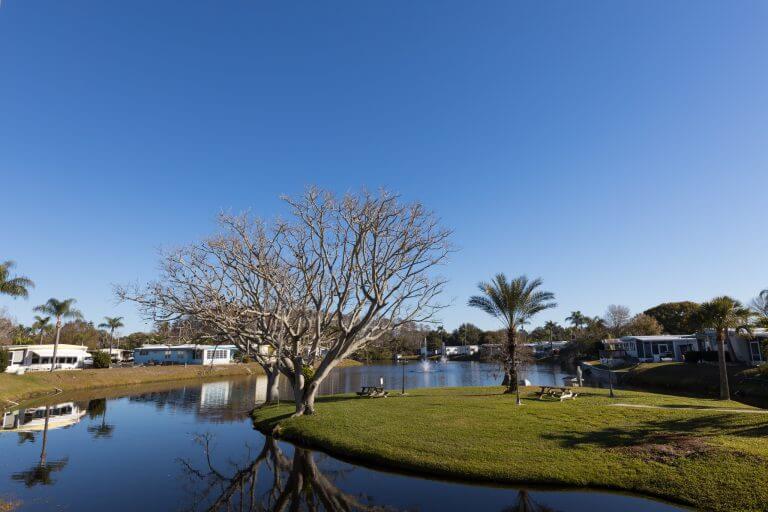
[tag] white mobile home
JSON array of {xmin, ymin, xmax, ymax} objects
[
  {"xmin": 609, "ymin": 335, "xmax": 699, "ymax": 362},
  {"xmin": 3, "ymin": 344, "xmax": 90, "ymax": 374},
  {"xmin": 92, "ymin": 348, "xmax": 134, "ymax": 364},
  {"xmin": 133, "ymin": 344, "xmax": 238, "ymax": 366},
  {"xmin": 701, "ymin": 328, "xmax": 766, "ymax": 366}
]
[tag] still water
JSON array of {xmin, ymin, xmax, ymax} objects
[{"xmin": 0, "ymin": 362, "xmax": 687, "ymax": 511}]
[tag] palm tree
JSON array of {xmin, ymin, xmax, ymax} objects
[
  {"xmin": 566, "ymin": 310, "xmax": 587, "ymax": 336},
  {"xmin": 98, "ymin": 316, "xmax": 124, "ymax": 358},
  {"xmin": 0, "ymin": 260, "xmax": 34, "ymax": 299},
  {"xmin": 32, "ymin": 315, "xmax": 51, "ymax": 345},
  {"xmin": 468, "ymin": 274, "xmax": 556, "ymax": 395},
  {"xmin": 33, "ymin": 299, "xmax": 83, "ymax": 372},
  {"xmin": 698, "ymin": 296, "xmax": 753, "ymax": 400}
]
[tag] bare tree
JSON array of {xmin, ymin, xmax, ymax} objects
[
  {"xmin": 604, "ymin": 304, "xmax": 631, "ymax": 336},
  {"xmin": 118, "ymin": 187, "xmax": 451, "ymax": 416}
]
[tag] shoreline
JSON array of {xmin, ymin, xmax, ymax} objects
[
  {"xmin": 252, "ymin": 386, "xmax": 768, "ymax": 512},
  {"xmin": 0, "ymin": 358, "xmax": 363, "ymax": 412},
  {"xmin": 0, "ymin": 363, "xmax": 267, "ymax": 411}
]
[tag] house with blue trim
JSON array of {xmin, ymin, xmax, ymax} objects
[{"xmin": 133, "ymin": 344, "xmax": 238, "ymax": 366}]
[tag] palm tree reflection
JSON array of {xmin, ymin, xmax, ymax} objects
[
  {"xmin": 86, "ymin": 399, "xmax": 115, "ymax": 439},
  {"xmin": 10, "ymin": 406, "xmax": 68, "ymax": 487}
]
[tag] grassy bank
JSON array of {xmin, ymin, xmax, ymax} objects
[
  {"xmin": 0, "ymin": 358, "xmax": 363, "ymax": 409},
  {"xmin": 253, "ymin": 386, "xmax": 768, "ymax": 512},
  {"xmin": 0, "ymin": 363, "xmax": 265, "ymax": 408}
]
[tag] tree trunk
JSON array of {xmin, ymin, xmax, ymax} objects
[
  {"xmin": 295, "ymin": 381, "xmax": 319, "ymax": 416},
  {"xmin": 264, "ymin": 363, "xmax": 281, "ymax": 404},
  {"xmin": 504, "ymin": 328, "xmax": 518, "ymax": 393},
  {"xmin": 50, "ymin": 320, "xmax": 61, "ymax": 372},
  {"xmin": 717, "ymin": 330, "xmax": 730, "ymax": 400}
]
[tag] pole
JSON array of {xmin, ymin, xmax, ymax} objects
[
  {"xmin": 401, "ymin": 360, "xmax": 406, "ymax": 395},
  {"xmin": 608, "ymin": 368, "xmax": 615, "ymax": 398}
]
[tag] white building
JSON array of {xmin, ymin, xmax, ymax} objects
[
  {"xmin": 441, "ymin": 344, "xmax": 480, "ymax": 357},
  {"xmin": 92, "ymin": 348, "xmax": 134, "ymax": 364},
  {"xmin": 3, "ymin": 344, "xmax": 90, "ymax": 374},
  {"xmin": 701, "ymin": 328, "xmax": 766, "ymax": 366},
  {"xmin": 133, "ymin": 344, "xmax": 238, "ymax": 366},
  {"xmin": 605, "ymin": 335, "xmax": 699, "ymax": 363}
]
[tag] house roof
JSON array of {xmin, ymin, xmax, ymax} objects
[
  {"xmin": 620, "ymin": 335, "xmax": 697, "ymax": 342},
  {"xmin": 136, "ymin": 344, "xmax": 237, "ymax": 350},
  {"xmin": 6, "ymin": 344, "xmax": 89, "ymax": 352}
]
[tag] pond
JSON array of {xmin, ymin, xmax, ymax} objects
[{"xmin": 0, "ymin": 362, "xmax": 688, "ymax": 511}]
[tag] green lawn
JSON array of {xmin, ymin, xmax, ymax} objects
[{"xmin": 253, "ymin": 386, "xmax": 768, "ymax": 512}]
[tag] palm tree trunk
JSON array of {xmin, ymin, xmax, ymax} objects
[
  {"xmin": 504, "ymin": 327, "xmax": 518, "ymax": 393},
  {"xmin": 50, "ymin": 319, "xmax": 61, "ymax": 372},
  {"xmin": 109, "ymin": 328, "xmax": 114, "ymax": 358},
  {"xmin": 717, "ymin": 329, "xmax": 730, "ymax": 400}
]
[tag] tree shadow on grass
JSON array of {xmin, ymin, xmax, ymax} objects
[{"xmin": 542, "ymin": 413, "xmax": 768, "ymax": 451}]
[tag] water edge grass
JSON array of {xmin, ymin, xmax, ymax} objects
[{"xmin": 252, "ymin": 386, "xmax": 768, "ymax": 512}]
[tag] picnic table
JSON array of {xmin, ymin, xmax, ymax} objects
[
  {"xmin": 357, "ymin": 386, "xmax": 388, "ymax": 398},
  {"xmin": 536, "ymin": 386, "xmax": 578, "ymax": 401}
]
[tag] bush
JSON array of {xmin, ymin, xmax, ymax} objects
[
  {"xmin": 92, "ymin": 351, "xmax": 111, "ymax": 369},
  {"xmin": 700, "ymin": 350, "xmax": 731, "ymax": 363},
  {"xmin": 0, "ymin": 347, "xmax": 9, "ymax": 373},
  {"xmin": 684, "ymin": 351, "xmax": 702, "ymax": 364}
]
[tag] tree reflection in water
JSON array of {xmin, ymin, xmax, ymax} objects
[
  {"xmin": 86, "ymin": 399, "xmax": 115, "ymax": 439},
  {"xmin": 10, "ymin": 406, "xmax": 68, "ymax": 487},
  {"xmin": 180, "ymin": 434, "xmax": 561, "ymax": 512}
]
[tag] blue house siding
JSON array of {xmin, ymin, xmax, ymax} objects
[{"xmin": 133, "ymin": 345, "xmax": 237, "ymax": 365}]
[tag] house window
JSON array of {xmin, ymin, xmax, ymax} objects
[
  {"xmin": 139, "ymin": 350, "xmax": 148, "ymax": 356},
  {"xmin": 206, "ymin": 349, "xmax": 228, "ymax": 359},
  {"xmin": 177, "ymin": 352, "xmax": 185, "ymax": 358},
  {"xmin": 31, "ymin": 355, "xmax": 40, "ymax": 364},
  {"xmin": 749, "ymin": 342, "xmax": 763, "ymax": 362}
]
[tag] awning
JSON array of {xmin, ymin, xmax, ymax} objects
[{"xmin": 30, "ymin": 348, "xmax": 88, "ymax": 358}]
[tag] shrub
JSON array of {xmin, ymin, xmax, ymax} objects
[
  {"xmin": 684, "ymin": 351, "xmax": 702, "ymax": 364},
  {"xmin": 0, "ymin": 347, "xmax": 9, "ymax": 373},
  {"xmin": 92, "ymin": 351, "xmax": 111, "ymax": 369},
  {"xmin": 701, "ymin": 350, "xmax": 731, "ymax": 363},
  {"xmin": 241, "ymin": 354, "xmax": 252, "ymax": 364}
]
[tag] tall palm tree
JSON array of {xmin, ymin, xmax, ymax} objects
[
  {"xmin": 32, "ymin": 315, "xmax": 51, "ymax": 345},
  {"xmin": 98, "ymin": 316, "xmax": 124, "ymax": 358},
  {"xmin": 698, "ymin": 296, "xmax": 753, "ymax": 400},
  {"xmin": 0, "ymin": 260, "xmax": 34, "ymax": 299},
  {"xmin": 33, "ymin": 299, "xmax": 82, "ymax": 372},
  {"xmin": 469, "ymin": 274, "xmax": 556, "ymax": 395},
  {"xmin": 566, "ymin": 310, "xmax": 587, "ymax": 335}
]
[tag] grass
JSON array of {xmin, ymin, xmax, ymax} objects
[
  {"xmin": 253, "ymin": 386, "xmax": 768, "ymax": 512},
  {"xmin": 0, "ymin": 363, "xmax": 266, "ymax": 409}
]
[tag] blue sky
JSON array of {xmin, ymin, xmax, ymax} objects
[{"xmin": 1, "ymin": 1, "xmax": 767, "ymax": 335}]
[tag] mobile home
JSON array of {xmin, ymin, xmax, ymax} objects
[
  {"xmin": 3, "ymin": 344, "xmax": 90, "ymax": 374},
  {"xmin": 133, "ymin": 344, "xmax": 238, "ymax": 366}
]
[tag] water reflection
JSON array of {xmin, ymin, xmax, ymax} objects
[
  {"xmin": 86, "ymin": 399, "xmax": 115, "ymax": 439},
  {"xmin": 0, "ymin": 362, "xmax": 688, "ymax": 512},
  {"xmin": 10, "ymin": 406, "xmax": 69, "ymax": 487},
  {"xmin": 181, "ymin": 435, "xmax": 563, "ymax": 512}
]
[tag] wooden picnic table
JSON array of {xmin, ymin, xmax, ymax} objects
[
  {"xmin": 357, "ymin": 386, "xmax": 388, "ymax": 398},
  {"xmin": 536, "ymin": 385, "xmax": 578, "ymax": 401}
]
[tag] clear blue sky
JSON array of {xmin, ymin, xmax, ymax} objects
[{"xmin": 2, "ymin": 1, "xmax": 767, "ymax": 335}]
